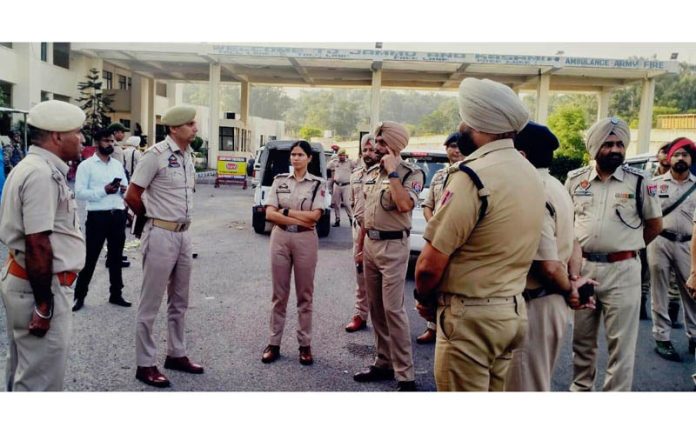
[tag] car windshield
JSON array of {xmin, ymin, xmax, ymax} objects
[
  {"xmin": 403, "ymin": 156, "xmax": 448, "ymax": 187},
  {"xmin": 261, "ymin": 149, "xmax": 323, "ymax": 186}
]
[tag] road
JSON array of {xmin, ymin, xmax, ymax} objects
[{"xmin": 0, "ymin": 183, "xmax": 694, "ymax": 391}]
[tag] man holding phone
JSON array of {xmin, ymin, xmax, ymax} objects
[{"xmin": 73, "ymin": 128, "xmax": 131, "ymax": 311}]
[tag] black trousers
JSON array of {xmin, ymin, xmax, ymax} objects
[{"xmin": 75, "ymin": 209, "xmax": 127, "ymax": 299}]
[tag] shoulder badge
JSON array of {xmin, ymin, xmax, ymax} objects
[
  {"xmin": 152, "ymin": 141, "xmax": 169, "ymax": 155},
  {"xmin": 274, "ymin": 173, "xmax": 290, "ymax": 180},
  {"xmin": 622, "ymin": 164, "xmax": 648, "ymax": 178},
  {"xmin": 567, "ymin": 165, "xmax": 591, "ymax": 179}
]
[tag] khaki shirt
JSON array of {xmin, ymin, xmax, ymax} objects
[
  {"xmin": 362, "ymin": 160, "xmax": 424, "ymax": 232},
  {"xmin": 130, "ymin": 136, "xmax": 195, "ymax": 224},
  {"xmin": 566, "ymin": 164, "xmax": 662, "ymax": 253},
  {"xmin": 266, "ymin": 172, "xmax": 326, "ymax": 211},
  {"xmin": 112, "ymin": 143, "xmax": 125, "ymax": 166},
  {"xmin": 424, "ymin": 139, "xmax": 544, "ymax": 298},
  {"xmin": 123, "ymin": 147, "xmax": 142, "ymax": 176},
  {"xmin": 653, "ymin": 171, "xmax": 696, "ymax": 235},
  {"xmin": 0, "ymin": 146, "xmax": 85, "ymax": 273},
  {"xmin": 421, "ymin": 165, "xmax": 449, "ymax": 211},
  {"xmin": 350, "ymin": 164, "xmax": 370, "ymax": 226},
  {"xmin": 328, "ymin": 159, "xmax": 356, "ymax": 184},
  {"xmin": 526, "ymin": 168, "xmax": 575, "ymax": 290}
]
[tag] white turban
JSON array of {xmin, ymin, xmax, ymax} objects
[
  {"xmin": 458, "ymin": 78, "xmax": 529, "ymax": 134},
  {"xmin": 125, "ymin": 136, "xmax": 141, "ymax": 147},
  {"xmin": 585, "ymin": 117, "xmax": 630, "ymax": 159}
]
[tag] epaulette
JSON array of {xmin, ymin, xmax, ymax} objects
[
  {"xmin": 622, "ymin": 164, "xmax": 648, "ymax": 178},
  {"xmin": 447, "ymin": 162, "xmax": 463, "ymax": 175},
  {"xmin": 351, "ymin": 165, "xmax": 364, "ymax": 174},
  {"xmin": 274, "ymin": 173, "xmax": 290, "ymax": 179},
  {"xmin": 566, "ymin": 165, "xmax": 591, "ymax": 179},
  {"xmin": 400, "ymin": 160, "xmax": 421, "ymax": 171},
  {"xmin": 365, "ymin": 164, "xmax": 380, "ymax": 174}
]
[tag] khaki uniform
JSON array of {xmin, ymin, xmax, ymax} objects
[
  {"xmin": 362, "ymin": 159, "xmax": 423, "ymax": 382},
  {"xmin": 648, "ymin": 172, "xmax": 696, "ymax": 342},
  {"xmin": 266, "ymin": 172, "xmax": 325, "ymax": 346},
  {"xmin": 423, "ymin": 139, "xmax": 544, "ymax": 391},
  {"xmin": 328, "ymin": 159, "xmax": 356, "ymax": 222},
  {"xmin": 567, "ymin": 164, "xmax": 661, "ymax": 391},
  {"xmin": 130, "ymin": 136, "xmax": 196, "ymax": 367},
  {"xmin": 112, "ymin": 143, "xmax": 125, "ymax": 167},
  {"xmin": 0, "ymin": 146, "xmax": 86, "ymax": 391},
  {"xmin": 123, "ymin": 146, "xmax": 142, "ymax": 180},
  {"xmin": 350, "ymin": 165, "xmax": 369, "ymax": 321},
  {"xmin": 506, "ymin": 168, "xmax": 574, "ymax": 391}
]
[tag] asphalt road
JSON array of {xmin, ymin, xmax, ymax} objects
[{"xmin": 0, "ymin": 183, "xmax": 694, "ymax": 391}]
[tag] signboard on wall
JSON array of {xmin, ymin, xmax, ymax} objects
[{"xmin": 217, "ymin": 156, "xmax": 247, "ymax": 180}]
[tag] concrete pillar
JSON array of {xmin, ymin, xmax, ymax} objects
[
  {"xmin": 147, "ymin": 77, "xmax": 156, "ymax": 146},
  {"xmin": 637, "ymin": 78, "xmax": 656, "ymax": 154},
  {"xmin": 46, "ymin": 42, "xmax": 54, "ymax": 65},
  {"xmin": 174, "ymin": 82, "xmax": 183, "ymax": 106},
  {"xmin": 130, "ymin": 73, "xmax": 146, "ymax": 138},
  {"xmin": 597, "ymin": 88, "xmax": 611, "ymax": 121},
  {"xmin": 12, "ymin": 43, "xmax": 42, "ymax": 110},
  {"xmin": 208, "ymin": 62, "xmax": 221, "ymax": 169},
  {"xmin": 240, "ymin": 81, "xmax": 250, "ymax": 127},
  {"xmin": 167, "ymin": 81, "xmax": 178, "ymax": 106},
  {"xmin": 535, "ymin": 73, "xmax": 551, "ymax": 123},
  {"xmin": 369, "ymin": 68, "xmax": 382, "ymax": 130}
]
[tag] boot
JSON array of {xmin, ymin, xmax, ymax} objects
[
  {"xmin": 668, "ymin": 300, "xmax": 682, "ymax": 329},
  {"xmin": 639, "ymin": 294, "xmax": 649, "ymax": 320}
]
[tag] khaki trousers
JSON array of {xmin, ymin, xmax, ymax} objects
[
  {"xmin": 351, "ymin": 220, "xmax": 368, "ymax": 320},
  {"xmin": 1, "ymin": 265, "xmax": 73, "ymax": 391},
  {"xmin": 434, "ymin": 294, "xmax": 527, "ymax": 391},
  {"xmin": 506, "ymin": 294, "xmax": 569, "ymax": 391},
  {"xmin": 136, "ymin": 223, "xmax": 193, "ymax": 366},
  {"xmin": 269, "ymin": 227, "xmax": 318, "ymax": 347},
  {"xmin": 647, "ymin": 236, "xmax": 696, "ymax": 342},
  {"xmin": 571, "ymin": 257, "xmax": 641, "ymax": 392},
  {"xmin": 364, "ymin": 237, "xmax": 414, "ymax": 382},
  {"xmin": 331, "ymin": 184, "xmax": 353, "ymax": 221}
]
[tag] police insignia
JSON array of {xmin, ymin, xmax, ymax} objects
[
  {"xmin": 579, "ymin": 179, "xmax": 590, "ymax": 190},
  {"xmin": 440, "ymin": 190, "xmax": 454, "ymax": 207},
  {"xmin": 660, "ymin": 184, "xmax": 669, "ymax": 193},
  {"xmin": 168, "ymin": 155, "xmax": 180, "ymax": 168},
  {"xmin": 647, "ymin": 184, "xmax": 657, "ymax": 197},
  {"xmin": 412, "ymin": 182, "xmax": 423, "ymax": 193}
]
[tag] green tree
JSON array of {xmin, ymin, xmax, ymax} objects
[
  {"xmin": 76, "ymin": 68, "xmax": 114, "ymax": 143},
  {"xmin": 416, "ymin": 99, "xmax": 459, "ymax": 135},
  {"xmin": 250, "ymin": 86, "xmax": 294, "ymax": 120},
  {"xmin": 547, "ymin": 105, "xmax": 588, "ymax": 161},
  {"xmin": 299, "ymin": 126, "xmax": 322, "ymax": 140}
]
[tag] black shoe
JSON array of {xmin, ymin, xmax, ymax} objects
[
  {"xmin": 396, "ymin": 381, "xmax": 417, "ymax": 391},
  {"xmin": 332, "ymin": 221, "xmax": 340, "ymax": 227},
  {"xmin": 105, "ymin": 260, "xmax": 131, "ymax": 268},
  {"xmin": 353, "ymin": 365, "xmax": 395, "ymax": 382},
  {"xmin": 655, "ymin": 340, "xmax": 682, "ymax": 362},
  {"xmin": 72, "ymin": 297, "xmax": 85, "ymax": 312},
  {"xmin": 109, "ymin": 296, "xmax": 132, "ymax": 307}
]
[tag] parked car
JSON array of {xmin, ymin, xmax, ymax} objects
[
  {"xmin": 252, "ymin": 140, "xmax": 332, "ymax": 237},
  {"xmin": 625, "ymin": 152, "xmax": 659, "ymax": 175}
]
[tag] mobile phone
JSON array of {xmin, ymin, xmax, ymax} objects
[
  {"xmin": 111, "ymin": 177, "xmax": 122, "ymax": 186},
  {"xmin": 578, "ymin": 283, "xmax": 595, "ymax": 305}
]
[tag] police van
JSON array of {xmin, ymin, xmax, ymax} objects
[
  {"xmin": 252, "ymin": 140, "xmax": 332, "ymax": 237},
  {"xmin": 625, "ymin": 152, "xmax": 659, "ymax": 175}
]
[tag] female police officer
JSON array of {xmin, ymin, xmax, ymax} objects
[{"xmin": 261, "ymin": 140, "xmax": 326, "ymax": 365}]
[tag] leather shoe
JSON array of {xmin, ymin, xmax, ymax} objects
[
  {"xmin": 109, "ymin": 296, "xmax": 132, "ymax": 307},
  {"xmin": 416, "ymin": 328, "xmax": 436, "ymax": 344},
  {"xmin": 262, "ymin": 345, "xmax": 280, "ymax": 364},
  {"xmin": 164, "ymin": 356, "xmax": 204, "ymax": 374},
  {"xmin": 353, "ymin": 365, "xmax": 394, "ymax": 382},
  {"xmin": 136, "ymin": 366, "xmax": 171, "ymax": 388},
  {"xmin": 299, "ymin": 346, "xmax": 313, "ymax": 365},
  {"xmin": 655, "ymin": 340, "xmax": 682, "ymax": 362},
  {"xmin": 105, "ymin": 260, "xmax": 130, "ymax": 268},
  {"xmin": 72, "ymin": 297, "xmax": 85, "ymax": 312},
  {"xmin": 332, "ymin": 221, "xmax": 340, "ymax": 227},
  {"xmin": 396, "ymin": 381, "xmax": 417, "ymax": 391},
  {"xmin": 345, "ymin": 315, "xmax": 367, "ymax": 333}
]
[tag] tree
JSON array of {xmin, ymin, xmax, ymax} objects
[
  {"xmin": 547, "ymin": 105, "xmax": 588, "ymax": 161},
  {"xmin": 250, "ymin": 86, "xmax": 294, "ymax": 120},
  {"xmin": 76, "ymin": 68, "xmax": 114, "ymax": 143},
  {"xmin": 416, "ymin": 99, "xmax": 459, "ymax": 135},
  {"xmin": 299, "ymin": 126, "xmax": 322, "ymax": 140}
]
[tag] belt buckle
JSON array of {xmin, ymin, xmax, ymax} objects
[
  {"xmin": 287, "ymin": 225, "xmax": 299, "ymax": 233},
  {"xmin": 368, "ymin": 229, "xmax": 380, "ymax": 240}
]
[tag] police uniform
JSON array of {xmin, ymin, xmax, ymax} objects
[
  {"xmin": 361, "ymin": 159, "xmax": 423, "ymax": 383},
  {"xmin": 349, "ymin": 164, "xmax": 369, "ymax": 323},
  {"xmin": 328, "ymin": 157, "xmax": 356, "ymax": 225},
  {"xmin": 131, "ymin": 135, "xmax": 196, "ymax": 368},
  {"xmin": 0, "ymin": 101, "xmax": 86, "ymax": 391},
  {"xmin": 424, "ymin": 139, "xmax": 544, "ymax": 391},
  {"xmin": 649, "ymin": 171, "xmax": 696, "ymax": 346},
  {"xmin": 567, "ymin": 163, "xmax": 661, "ymax": 391},
  {"xmin": 266, "ymin": 172, "xmax": 325, "ymax": 348}
]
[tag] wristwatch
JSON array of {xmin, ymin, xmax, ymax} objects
[
  {"xmin": 388, "ymin": 171, "xmax": 400, "ymax": 179},
  {"xmin": 283, "ymin": 208, "xmax": 290, "ymax": 216}
]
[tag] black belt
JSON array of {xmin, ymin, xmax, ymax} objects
[
  {"xmin": 659, "ymin": 230, "xmax": 692, "ymax": 242},
  {"xmin": 366, "ymin": 229, "xmax": 409, "ymax": 240},
  {"xmin": 523, "ymin": 287, "xmax": 561, "ymax": 302},
  {"xmin": 336, "ymin": 182, "xmax": 350, "ymax": 186},
  {"xmin": 88, "ymin": 209, "xmax": 125, "ymax": 215}
]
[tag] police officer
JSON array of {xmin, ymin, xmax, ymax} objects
[
  {"xmin": 327, "ymin": 148, "xmax": 356, "ymax": 227},
  {"xmin": 345, "ymin": 134, "xmax": 378, "ymax": 333},
  {"xmin": 107, "ymin": 122, "xmax": 128, "ymax": 167},
  {"xmin": 415, "ymin": 78, "xmax": 543, "ymax": 392},
  {"xmin": 352, "ymin": 121, "xmax": 423, "ymax": 391},
  {"xmin": 416, "ymin": 131, "xmax": 463, "ymax": 345},
  {"xmin": 505, "ymin": 122, "xmax": 597, "ymax": 391},
  {"xmin": 260, "ymin": 140, "xmax": 325, "ymax": 365},
  {"xmin": 648, "ymin": 138, "xmax": 696, "ymax": 361},
  {"xmin": 0, "ymin": 100, "xmax": 86, "ymax": 391},
  {"xmin": 125, "ymin": 105, "xmax": 203, "ymax": 388},
  {"xmin": 567, "ymin": 117, "xmax": 662, "ymax": 392}
]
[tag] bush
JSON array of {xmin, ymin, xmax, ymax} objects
[{"xmin": 550, "ymin": 155, "xmax": 585, "ymax": 184}]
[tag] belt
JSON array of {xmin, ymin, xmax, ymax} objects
[
  {"xmin": 88, "ymin": 209, "xmax": 125, "ymax": 214},
  {"xmin": 438, "ymin": 292, "xmax": 521, "ymax": 307},
  {"xmin": 152, "ymin": 218, "xmax": 189, "ymax": 232},
  {"xmin": 523, "ymin": 287, "xmax": 562, "ymax": 302},
  {"xmin": 277, "ymin": 224, "xmax": 313, "ymax": 233},
  {"xmin": 582, "ymin": 250, "xmax": 637, "ymax": 263},
  {"xmin": 336, "ymin": 182, "xmax": 350, "ymax": 186},
  {"xmin": 5, "ymin": 255, "xmax": 77, "ymax": 287},
  {"xmin": 659, "ymin": 230, "xmax": 692, "ymax": 242},
  {"xmin": 366, "ymin": 229, "xmax": 409, "ymax": 240}
]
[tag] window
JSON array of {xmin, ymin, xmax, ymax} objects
[
  {"xmin": 118, "ymin": 75, "xmax": 127, "ymax": 90},
  {"xmin": 0, "ymin": 43, "xmax": 12, "ymax": 49},
  {"xmin": 127, "ymin": 77, "xmax": 132, "ymax": 89},
  {"xmin": 219, "ymin": 127, "xmax": 250, "ymax": 152},
  {"xmin": 41, "ymin": 91, "xmax": 51, "ymax": 101},
  {"xmin": 52, "ymin": 42, "xmax": 70, "ymax": 69},
  {"xmin": 156, "ymin": 82, "xmax": 167, "ymax": 97},
  {"xmin": 103, "ymin": 71, "xmax": 113, "ymax": 90},
  {"xmin": 53, "ymin": 94, "xmax": 71, "ymax": 103},
  {"xmin": 0, "ymin": 80, "xmax": 12, "ymax": 106},
  {"xmin": 40, "ymin": 43, "xmax": 48, "ymax": 61}
]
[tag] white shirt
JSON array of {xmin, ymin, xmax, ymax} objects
[{"xmin": 74, "ymin": 154, "xmax": 128, "ymax": 211}]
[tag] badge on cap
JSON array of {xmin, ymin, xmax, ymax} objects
[{"xmin": 610, "ymin": 117, "xmax": 619, "ymax": 125}]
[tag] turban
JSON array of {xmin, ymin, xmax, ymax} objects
[
  {"xmin": 27, "ymin": 100, "xmax": 86, "ymax": 132},
  {"xmin": 374, "ymin": 121, "xmax": 409, "ymax": 152},
  {"xmin": 360, "ymin": 133, "xmax": 374, "ymax": 147},
  {"xmin": 667, "ymin": 137, "xmax": 696, "ymax": 161},
  {"xmin": 125, "ymin": 136, "xmax": 142, "ymax": 147},
  {"xmin": 585, "ymin": 117, "xmax": 630, "ymax": 159},
  {"xmin": 515, "ymin": 121, "xmax": 559, "ymax": 152},
  {"xmin": 161, "ymin": 105, "xmax": 196, "ymax": 127},
  {"xmin": 458, "ymin": 78, "xmax": 529, "ymax": 134}
]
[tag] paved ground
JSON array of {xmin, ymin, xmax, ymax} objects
[{"xmin": 0, "ymin": 184, "xmax": 694, "ymax": 391}]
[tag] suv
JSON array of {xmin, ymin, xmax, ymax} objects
[
  {"xmin": 401, "ymin": 150, "xmax": 450, "ymax": 257},
  {"xmin": 625, "ymin": 152, "xmax": 658, "ymax": 175},
  {"xmin": 252, "ymin": 140, "xmax": 332, "ymax": 237}
]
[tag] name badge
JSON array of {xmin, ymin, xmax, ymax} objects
[{"xmin": 574, "ymin": 191, "xmax": 593, "ymax": 197}]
